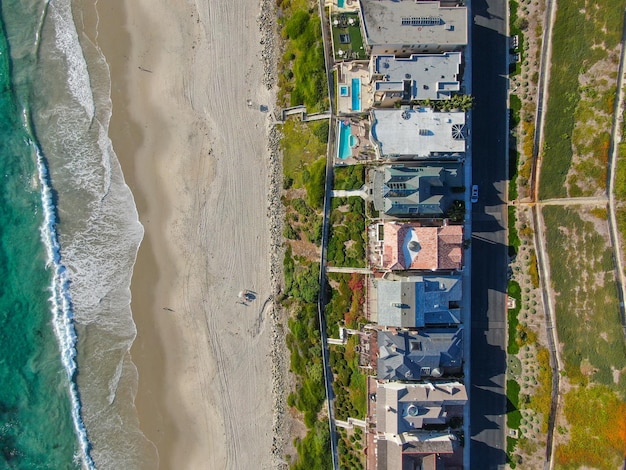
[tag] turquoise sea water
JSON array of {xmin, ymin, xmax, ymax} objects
[{"xmin": 0, "ymin": 1, "xmax": 155, "ymax": 468}]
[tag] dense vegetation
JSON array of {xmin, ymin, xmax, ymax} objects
[
  {"xmin": 333, "ymin": 165, "xmax": 364, "ymax": 191},
  {"xmin": 325, "ymin": 273, "xmax": 366, "ymax": 337},
  {"xmin": 291, "ymin": 420, "xmax": 333, "ymax": 470},
  {"xmin": 337, "ymin": 427, "xmax": 365, "ymax": 470},
  {"xmin": 279, "ymin": 113, "xmax": 330, "ymax": 467},
  {"xmin": 327, "ymin": 197, "xmax": 366, "ymax": 268},
  {"xmin": 278, "ymin": 1, "xmax": 328, "ymax": 111},
  {"xmin": 330, "ymin": 335, "xmax": 368, "ymax": 422}
]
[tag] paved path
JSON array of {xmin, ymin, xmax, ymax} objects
[
  {"xmin": 327, "ymin": 338, "xmax": 345, "ymax": 345},
  {"xmin": 528, "ymin": 8, "xmax": 626, "ymax": 469},
  {"xmin": 326, "ymin": 266, "xmax": 372, "ymax": 274},
  {"xmin": 538, "ymin": 196, "xmax": 607, "ymax": 206},
  {"xmin": 607, "ymin": 11, "xmax": 626, "ymax": 342},
  {"xmin": 335, "ymin": 418, "xmax": 367, "ymax": 429},
  {"xmin": 317, "ymin": 0, "xmax": 340, "ymax": 467},
  {"xmin": 525, "ymin": 0, "xmax": 562, "ymax": 465},
  {"xmin": 331, "ymin": 188, "xmax": 369, "ymax": 200}
]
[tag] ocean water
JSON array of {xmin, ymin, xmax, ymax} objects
[{"xmin": 0, "ymin": 1, "xmax": 155, "ymax": 468}]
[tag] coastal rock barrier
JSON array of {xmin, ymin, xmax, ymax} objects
[
  {"xmin": 266, "ymin": 124, "xmax": 288, "ymax": 470},
  {"xmin": 258, "ymin": 0, "xmax": 288, "ymax": 467}
]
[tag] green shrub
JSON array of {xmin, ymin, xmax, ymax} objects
[
  {"xmin": 313, "ymin": 120, "xmax": 330, "ymax": 144},
  {"xmin": 305, "ymin": 157, "xmax": 327, "ymax": 209}
]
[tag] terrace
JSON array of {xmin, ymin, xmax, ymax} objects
[
  {"xmin": 336, "ymin": 62, "xmax": 374, "ymax": 115},
  {"xmin": 325, "ymin": 0, "xmax": 360, "ymax": 13},
  {"xmin": 330, "ymin": 12, "xmax": 367, "ymax": 61},
  {"xmin": 334, "ymin": 116, "xmax": 375, "ymax": 164}
]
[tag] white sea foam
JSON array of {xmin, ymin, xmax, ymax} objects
[
  {"xmin": 48, "ymin": 1, "xmax": 95, "ymax": 120},
  {"xmin": 34, "ymin": 144, "xmax": 96, "ymax": 470}
]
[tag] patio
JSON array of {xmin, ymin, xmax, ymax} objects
[
  {"xmin": 330, "ymin": 12, "xmax": 367, "ymax": 61},
  {"xmin": 336, "ymin": 61, "xmax": 373, "ymax": 115}
]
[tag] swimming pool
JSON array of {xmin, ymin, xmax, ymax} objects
[
  {"xmin": 351, "ymin": 78, "xmax": 361, "ymax": 111},
  {"xmin": 337, "ymin": 0, "xmax": 345, "ymax": 7},
  {"xmin": 339, "ymin": 85, "xmax": 349, "ymax": 97},
  {"xmin": 337, "ymin": 121, "xmax": 352, "ymax": 160}
]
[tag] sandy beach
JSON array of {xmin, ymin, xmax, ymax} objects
[{"xmin": 79, "ymin": 0, "xmax": 285, "ymax": 467}]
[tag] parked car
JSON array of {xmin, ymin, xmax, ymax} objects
[{"xmin": 471, "ymin": 184, "xmax": 479, "ymax": 203}]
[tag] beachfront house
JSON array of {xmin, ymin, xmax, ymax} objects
[
  {"xmin": 370, "ymin": 108, "xmax": 466, "ymax": 161},
  {"xmin": 375, "ymin": 274, "xmax": 462, "ymax": 328},
  {"xmin": 371, "ymin": 165, "xmax": 463, "ymax": 218},
  {"xmin": 376, "ymin": 381, "xmax": 467, "ymax": 430},
  {"xmin": 373, "ymin": 221, "xmax": 464, "ymax": 271},
  {"xmin": 372, "ymin": 379, "xmax": 466, "ymax": 468},
  {"xmin": 376, "ymin": 329, "xmax": 464, "ymax": 380},
  {"xmin": 371, "ymin": 52, "xmax": 462, "ymax": 107},
  {"xmin": 359, "ymin": 0, "xmax": 468, "ymax": 56}
]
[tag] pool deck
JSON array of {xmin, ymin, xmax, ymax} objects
[
  {"xmin": 333, "ymin": 116, "xmax": 375, "ymax": 165},
  {"xmin": 337, "ymin": 61, "xmax": 373, "ymax": 115},
  {"xmin": 324, "ymin": 0, "xmax": 360, "ymax": 12}
]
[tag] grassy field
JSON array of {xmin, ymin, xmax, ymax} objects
[
  {"xmin": 539, "ymin": 0, "xmax": 625, "ymax": 199},
  {"xmin": 281, "ymin": 119, "xmax": 329, "ymax": 189},
  {"xmin": 555, "ymin": 385, "xmax": 626, "ymax": 469},
  {"xmin": 542, "ymin": 205, "xmax": 626, "ymax": 390},
  {"xmin": 616, "ymin": 122, "xmax": 626, "ymax": 257},
  {"xmin": 542, "ymin": 205, "xmax": 626, "ymax": 466}
]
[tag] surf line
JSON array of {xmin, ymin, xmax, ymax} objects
[{"xmin": 34, "ymin": 142, "xmax": 97, "ymax": 470}]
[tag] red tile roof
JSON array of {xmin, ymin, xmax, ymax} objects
[{"xmin": 381, "ymin": 222, "xmax": 463, "ymax": 271}]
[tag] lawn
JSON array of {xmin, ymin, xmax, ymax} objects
[
  {"xmin": 330, "ymin": 12, "xmax": 366, "ymax": 61},
  {"xmin": 507, "ymin": 281, "xmax": 522, "ymax": 355},
  {"xmin": 539, "ymin": 0, "xmax": 625, "ymax": 199}
]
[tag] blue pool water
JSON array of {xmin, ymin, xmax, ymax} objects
[
  {"xmin": 340, "ymin": 85, "xmax": 349, "ymax": 97},
  {"xmin": 337, "ymin": 0, "xmax": 345, "ymax": 7},
  {"xmin": 351, "ymin": 78, "xmax": 361, "ymax": 111},
  {"xmin": 338, "ymin": 122, "xmax": 352, "ymax": 160}
]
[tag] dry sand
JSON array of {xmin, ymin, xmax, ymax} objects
[{"xmin": 83, "ymin": 0, "xmax": 285, "ymax": 468}]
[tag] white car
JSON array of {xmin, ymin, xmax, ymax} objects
[{"xmin": 471, "ymin": 185, "xmax": 479, "ymax": 203}]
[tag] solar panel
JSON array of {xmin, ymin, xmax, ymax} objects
[{"xmin": 401, "ymin": 16, "xmax": 442, "ymax": 26}]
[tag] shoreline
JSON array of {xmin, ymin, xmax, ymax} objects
[{"xmin": 85, "ymin": 0, "xmax": 289, "ymax": 468}]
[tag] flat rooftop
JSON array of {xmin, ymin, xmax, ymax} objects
[
  {"xmin": 371, "ymin": 108, "xmax": 465, "ymax": 157},
  {"xmin": 373, "ymin": 52, "xmax": 462, "ymax": 101},
  {"xmin": 360, "ymin": 0, "xmax": 468, "ymax": 47}
]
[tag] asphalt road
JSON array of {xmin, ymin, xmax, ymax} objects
[{"xmin": 469, "ymin": 0, "xmax": 510, "ymax": 468}]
